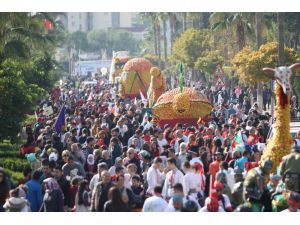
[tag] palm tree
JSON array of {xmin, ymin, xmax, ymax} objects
[
  {"xmin": 181, "ymin": 12, "xmax": 188, "ymax": 31},
  {"xmin": 278, "ymin": 13, "xmax": 285, "ymax": 65},
  {"xmin": 138, "ymin": 12, "xmax": 159, "ymax": 55},
  {"xmin": 167, "ymin": 13, "xmax": 178, "ymax": 52},
  {"xmin": 158, "ymin": 13, "xmax": 168, "ymax": 63},
  {"xmin": 256, "ymin": 12, "xmax": 264, "ymax": 112},
  {"xmin": 210, "ymin": 12, "xmax": 254, "ymax": 51}
]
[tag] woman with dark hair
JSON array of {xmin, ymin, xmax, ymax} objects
[
  {"xmin": 164, "ymin": 128, "xmax": 173, "ymax": 144},
  {"xmin": 75, "ymin": 180, "xmax": 90, "ymax": 212},
  {"xmin": 103, "ymin": 186, "xmax": 130, "ymax": 212},
  {"xmin": 0, "ymin": 168, "xmax": 10, "ymax": 212}
]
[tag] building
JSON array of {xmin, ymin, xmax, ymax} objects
[{"xmin": 67, "ymin": 12, "xmax": 139, "ymax": 33}]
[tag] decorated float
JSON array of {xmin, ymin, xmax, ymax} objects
[
  {"xmin": 118, "ymin": 58, "xmax": 166, "ymax": 99},
  {"xmin": 152, "ymin": 87, "xmax": 213, "ymax": 128}
]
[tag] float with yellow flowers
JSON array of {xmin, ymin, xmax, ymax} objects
[{"xmin": 152, "ymin": 87, "xmax": 213, "ymax": 128}]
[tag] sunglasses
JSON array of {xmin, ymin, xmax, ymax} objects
[
  {"xmin": 215, "ymin": 188, "xmax": 222, "ymax": 192},
  {"xmin": 62, "ymin": 155, "xmax": 69, "ymax": 157}
]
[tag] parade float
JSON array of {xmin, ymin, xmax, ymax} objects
[
  {"xmin": 109, "ymin": 51, "xmax": 130, "ymax": 84},
  {"xmin": 260, "ymin": 63, "xmax": 300, "ymax": 173},
  {"xmin": 152, "ymin": 87, "xmax": 213, "ymax": 128},
  {"xmin": 118, "ymin": 58, "xmax": 166, "ymax": 99}
]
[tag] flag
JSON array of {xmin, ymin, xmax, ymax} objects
[
  {"xmin": 54, "ymin": 105, "xmax": 66, "ymax": 134},
  {"xmin": 140, "ymin": 89, "xmax": 148, "ymax": 105},
  {"xmin": 147, "ymin": 77, "xmax": 154, "ymax": 107},
  {"xmin": 134, "ymin": 97, "xmax": 137, "ymax": 105},
  {"xmin": 35, "ymin": 111, "xmax": 39, "ymax": 122},
  {"xmin": 178, "ymin": 63, "xmax": 184, "ymax": 92}
]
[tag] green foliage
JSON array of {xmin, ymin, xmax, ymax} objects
[
  {"xmin": 69, "ymin": 31, "xmax": 88, "ymax": 51},
  {"xmin": 0, "ymin": 13, "xmax": 64, "ymax": 142},
  {"xmin": 0, "ymin": 158, "xmax": 30, "ymax": 172},
  {"xmin": 5, "ymin": 168, "xmax": 24, "ymax": 184},
  {"xmin": 86, "ymin": 29, "xmax": 140, "ymax": 57},
  {"xmin": 232, "ymin": 42, "xmax": 300, "ymax": 83},
  {"xmin": 195, "ymin": 50, "xmax": 224, "ymax": 74},
  {"xmin": 171, "ymin": 28, "xmax": 211, "ymax": 68},
  {"xmin": 143, "ymin": 53, "xmax": 164, "ymax": 68}
]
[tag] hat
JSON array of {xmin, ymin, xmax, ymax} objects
[{"xmin": 214, "ymin": 181, "xmax": 224, "ymax": 190}]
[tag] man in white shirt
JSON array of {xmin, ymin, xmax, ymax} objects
[
  {"xmin": 157, "ymin": 131, "xmax": 168, "ymax": 154},
  {"xmin": 142, "ymin": 186, "xmax": 168, "ymax": 212},
  {"xmin": 162, "ymin": 157, "xmax": 184, "ymax": 200},
  {"xmin": 146, "ymin": 157, "xmax": 165, "ymax": 195},
  {"xmin": 182, "ymin": 161, "xmax": 202, "ymax": 198},
  {"xmin": 174, "ymin": 130, "xmax": 188, "ymax": 154}
]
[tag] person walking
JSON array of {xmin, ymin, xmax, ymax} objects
[
  {"xmin": 42, "ymin": 177, "xmax": 64, "ymax": 212},
  {"xmin": 103, "ymin": 187, "xmax": 130, "ymax": 212}
]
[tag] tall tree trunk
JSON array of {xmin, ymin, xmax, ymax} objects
[
  {"xmin": 163, "ymin": 18, "xmax": 168, "ymax": 63},
  {"xmin": 237, "ymin": 21, "xmax": 245, "ymax": 51},
  {"xmin": 156, "ymin": 21, "xmax": 162, "ymax": 67},
  {"xmin": 152, "ymin": 17, "xmax": 158, "ymax": 55},
  {"xmin": 256, "ymin": 12, "xmax": 264, "ymax": 113},
  {"xmin": 182, "ymin": 13, "xmax": 187, "ymax": 31},
  {"xmin": 278, "ymin": 13, "xmax": 285, "ymax": 65},
  {"xmin": 169, "ymin": 17, "xmax": 174, "ymax": 53}
]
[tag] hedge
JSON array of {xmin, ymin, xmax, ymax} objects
[
  {"xmin": 5, "ymin": 168, "xmax": 24, "ymax": 184},
  {"xmin": 0, "ymin": 150, "xmax": 21, "ymax": 158},
  {"xmin": 0, "ymin": 158, "xmax": 30, "ymax": 172}
]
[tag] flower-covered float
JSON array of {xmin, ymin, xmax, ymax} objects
[
  {"xmin": 152, "ymin": 87, "xmax": 213, "ymax": 128},
  {"xmin": 118, "ymin": 58, "xmax": 165, "ymax": 99}
]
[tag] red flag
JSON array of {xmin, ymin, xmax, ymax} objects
[{"xmin": 43, "ymin": 19, "xmax": 53, "ymax": 30}]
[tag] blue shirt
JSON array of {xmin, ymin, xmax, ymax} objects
[
  {"xmin": 26, "ymin": 179, "xmax": 43, "ymax": 212},
  {"xmin": 234, "ymin": 156, "xmax": 248, "ymax": 171}
]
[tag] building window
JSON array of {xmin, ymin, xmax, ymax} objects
[
  {"xmin": 79, "ymin": 24, "xmax": 82, "ymax": 31},
  {"xmin": 72, "ymin": 21, "xmax": 75, "ymax": 26},
  {"xmin": 79, "ymin": 13, "xmax": 82, "ymax": 19},
  {"xmin": 104, "ymin": 12, "xmax": 108, "ymax": 15}
]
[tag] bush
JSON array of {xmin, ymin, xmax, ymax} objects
[
  {"xmin": 0, "ymin": 150, "xmax": 20, "ymax": 158},
  {"xmin": 5, "ymin": 168, "xmax": 24, "ymax": 184},
  {"xmin": 0, "ymin": 158, "xmax": 30, "ymax": 172}
]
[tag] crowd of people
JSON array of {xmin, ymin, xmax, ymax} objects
[{"xmin": 1, "ymin": 74, "xmax": 300, "ymax": 212}]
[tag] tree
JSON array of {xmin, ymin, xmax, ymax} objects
[
  {"xmin": 87, "ymin": 29, "xmax": 108, "ymax": 53},
  {"xmin": 68, "ymin": 31, "xmax": 88, "ymax": 52},
  {"xmin": 232, "ymin": 42, "xmax": 299, "ymax": 84},
  {"xmin": 210, "ymin": 13, "xmax": 255, "ymax": 51},
  {"xmin": 195, "ymin": 50, "xmax": 224, "ymax": 75},
  {"xmin": 256, "ymin": 12, "xmax": 264, "ymax": 112},
  {"xmin": 278, "ymin": 13, "xmax": 285, "ymax": 65},
  {"xmin": 158, "ymin": 13, "xmax": 168, "ymax": 63},
  {"xmin": 171, "ymin": 28, "xmax": 211, "ymax": 68},
  {"xmin": 0, "ymin": 12, "xmax": 65, "ymax": 142}
]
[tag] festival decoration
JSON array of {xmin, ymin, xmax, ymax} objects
[
  {"xmin": 260, "ymin": 63, "xmax": 300, "ymax": 173},
  {"xmin": 118, "ymin": 58, "xmax": 166, "ymax": 100},
  {"xmin": 109, "ymin": 51, "xmax": 130, "ymax": 84},
  {"xmin": 152, "ymin": 87, "xmax": 212, "ymax": 127}
]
